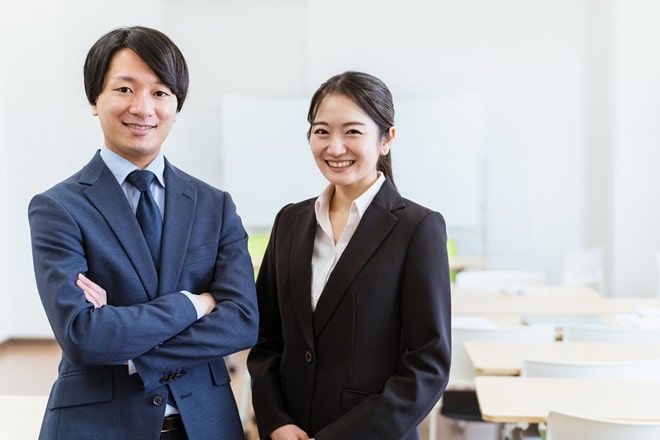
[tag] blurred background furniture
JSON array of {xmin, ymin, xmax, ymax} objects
[
  {"xmin": 521, "ymin": 357, "xmax": 660, "ymax": 381},
  {"xmin": 546, "ymin": 410, "xmax": 660, "ymax": 440},
  {"xmin": 562, "ymin": 324, "xmax": 660, "ymax": 342},
  {"xmin": 429, "ymin": 324, "xmax": 555, "ymax": 440},
  {"xmin": 474, "ymin": 376, "xmax": 660, "ymax": 424},
  {"xmin": 454, "ymin": 270, "xmax": 546, "ymax": 293},
  {"xmin": 562, "ymin": 247, "xmax": 604, "ymax": 292}
]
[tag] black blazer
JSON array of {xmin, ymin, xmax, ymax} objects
[{"xmin": 248, "ymin": 179, "xmax": 451, "ymax": 440}]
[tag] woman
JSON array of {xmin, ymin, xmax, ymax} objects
[{"xmin": 247, "ymin": 71, "xmax": 451, "ymax": 440}]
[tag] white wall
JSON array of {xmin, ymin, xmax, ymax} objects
[
  {"xmin": 2, "ymin": 0, "xmax": 658, "ymax": 338},
  {"xmin": 164, "ymin": 0, "xmax": 590, "ymax": 277},
  {"xmin": 0, "ymin": 0, "xmax": 165, "ymax": 338},
  {"xmin": 0, "ymin": 5, "xmax": 8, "ymax": 341},
  {"xmin": 611, "ymin": 0, "xmax": 660, "ymax": 297}
]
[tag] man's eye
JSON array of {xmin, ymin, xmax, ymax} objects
[
  {"xmin": 115, "ymin": 87, "xmax": 132, "ymax": 93},
  {"xmin": 154, "ymin": 91, "xmax": 171, "ymax": 97}
]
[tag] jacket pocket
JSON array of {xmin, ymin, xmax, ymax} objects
[
  {"xmin": 183, "ymin": 243, "xmax": 216, "ymax": 267},
  {"xmin": 49, "ymin": 369, "xmax": 113, "ymax": 409},
  {"xmin": 341, "ymin": 388, "xmax": 373, "ymax": 413},
  {"xmin": 209, "ymin": 359, "xmax": 230, "ymax": 386}
]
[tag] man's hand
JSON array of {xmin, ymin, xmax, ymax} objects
[
  {"xmin": 77, "ymin": 273, "xmax": 107, "ymax": 308},
  {"xmin": 197, "ymin": 292, "xmax": 217, "ymax": 315},
  {"xmin": 270, "ymin": 424, "xmax": 310, "ymax": 440}
]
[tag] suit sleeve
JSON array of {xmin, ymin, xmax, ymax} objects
[
  {"xmin": 246, "ymin": 207, "xmax": 297, "ymax": 438},
  {"xmin": 28, "ymin": 193, "xmax": 199, "ymax": 368},
  {"xmin": 315, "ymin": 211, "xmax": 452, "ymax": 439},
  {"xmin": 132, "ymin": 191, "xmax": 259, "ymax": 390}
]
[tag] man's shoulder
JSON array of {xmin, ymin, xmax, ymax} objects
[
  {"xmin": 165, "ymin": 162, "xmax": 224, "ymax": 195},
  {"xmin": 36, "ymin": 152, "xmax": 105, "ymax": 195}
]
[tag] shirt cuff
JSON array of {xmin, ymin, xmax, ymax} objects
[
  {"xmin": 127, "ymin": 359, "xmax": 137, "ymax": 375},
  {"xmin": 180, "ymin": 290, "xmax": 206, "ymax": 319}
]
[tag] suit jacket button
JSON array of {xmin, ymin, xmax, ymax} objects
[
  {"xmin": 305, "ymin": 351, "xmax": 313, "ymax": 364},
  {"xmin": 152, "ymin": 395, "xmax": 164, "ymax": 406}
]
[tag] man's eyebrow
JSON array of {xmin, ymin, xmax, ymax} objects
[{"xmin": 109, "ymin": 75, "xmax": 167, "ymax": 86}]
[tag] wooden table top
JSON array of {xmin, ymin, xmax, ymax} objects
[
  {"xmin": 452, "ymin": 291, "xmax": 660, "ymax": 316},
  {"xmin": 475, "ymin": 376, "xmax": 660, "ymax": 423},
  {"xmin": 464, "ymin": 340, "xmax": 660, "ymax": 376},
  {"xmin": 448, "ymin": 256, "xmax": 486, "ymax": 272}
]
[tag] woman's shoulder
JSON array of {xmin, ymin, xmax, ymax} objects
[
  {"xmin": 397, "ymin": 197, "xmax": 446, "ymax": 226},
  {"xmin": 278, "ymin": 197, "xmax": 316, "ymax": 215},
  {"xmin": 376, "ymin": 181, "xmax": 444, "ymax": 220}
]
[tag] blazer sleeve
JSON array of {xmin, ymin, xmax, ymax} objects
[
  {"xmin": 28, "ymin": 192, "xmax": 199, "ymax": 367},
  {"xmin": 316, "ymin": 210, "xmax": 452, "ymax": 439},
  {"xmin": 133, "ymin": 192, "xmax": 259, "ymax": 390}
]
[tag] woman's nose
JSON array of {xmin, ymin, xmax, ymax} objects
[{"xmin": 327, "ymin": 135, "xmax": 346, "ymax": 155}]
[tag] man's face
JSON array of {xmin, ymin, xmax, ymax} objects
[{"xmin": 91, "ymin": 48, "xmax": 178, "ymax": 169}]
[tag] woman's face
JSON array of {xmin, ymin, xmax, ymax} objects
[{"xmin": 309, "ymin": 93, "xmax": 394, "ymax": 196}]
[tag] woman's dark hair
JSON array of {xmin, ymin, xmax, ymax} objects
[
  {"xmin": 84, "ymin": 26, "xmax": 189, "ymax": 112},
  {"xmin": 307, "ymin": 71, "xmax": 396, "ymax": 186}
]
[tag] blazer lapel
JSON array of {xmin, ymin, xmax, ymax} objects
[
  {"xmin": 288, "ymin": 204, "xmax": 317, "ymax": 348},
  {"xmin": 81, "ymin": 152, "xmax": 158, "ymax": 300},
  {"xmin": 158, "ymin": 161, "xmax": 197, "ymax": 296},
  {"xmin": 313, "ymin": 180, "xmax": 403, "ymax": 337}
]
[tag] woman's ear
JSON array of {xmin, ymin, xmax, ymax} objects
[
  {"xmin": 91, "ymin": 104, "xmax": 98, "ymax": 117},
  {"xmin": 380, "ymin": 126, "xmax": 396, "ymax": 155}
]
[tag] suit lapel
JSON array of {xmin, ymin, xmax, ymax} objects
[
  {"xmin": 289, "ymin": 205, "xmax": 317, "ymax": 348},
  {"xmin": 158, "ymin": 161, "xmax": 197, "ymax": 296},
  {"xmin": 313, "ymin": 180, "xmax": 403, "ymax": 337},
  {"xmin": 82, "ymin": 152, "xmax": 158, "ymax": 300}
]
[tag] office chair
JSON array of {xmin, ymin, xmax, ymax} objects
[
  {"xmin": 454, "ymin": 270, "xmax": 545, "ymax": 294},
  {"xmin": 562, "ymin": 324, "xmax": 660, "ymax": 342},
  {"xmin": 562, "ymin": 247, "xmax": 604, "ymax": 292},
  {"xmin": 521, "ymin": 357, "xmax": 660, "ymax": 381},
  {"xmin": 429, "ymin": 325, "xmax": 556, "ymax": 440},
  {"xmin": 546, "ymin": 410, "xmax": 660, "ymax": 440}
]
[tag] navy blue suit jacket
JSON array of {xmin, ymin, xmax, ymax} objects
[
  {"xmin": 28, "ymin": 151, "xmax": 258, "ymax": 440},
  {"xmin": 248, "ymin": 179, "xmax": 451, "ymax": 439}
]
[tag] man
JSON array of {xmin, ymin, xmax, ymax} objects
[{"xmin": 28, "ymin": 26, "xmax": 258, "ymax": 440}]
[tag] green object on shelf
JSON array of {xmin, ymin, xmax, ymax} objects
[
  {"xmin": 248, "ymin": 233, "xmax": 269, "ymax": 260},
  {"xmin": 248, "ymin": 232, "xmax": 270, "ymax": 278},
  {"xmin": 447, "ymin": 238, "xmax": 457, "ymax": 257},
  {"xmin": 447, "ymin": 238, "xmax": 457, "ymax": 283}
]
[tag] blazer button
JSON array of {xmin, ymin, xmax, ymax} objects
[
  {"xmin": 152, "ymin": 395, "xmax": 164, "ymax": 406},
  {"xmin": 305, "ymin": 351, "xmax": 313, "ymax": 364}
]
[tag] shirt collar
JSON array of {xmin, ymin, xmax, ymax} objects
[
  {"xmin": 99, "ymin": 146, "xmax": 166, "ymax": 187},
  {"xmin": 315, "ymin": 172, "xmax": 386, "ymax": 221}
]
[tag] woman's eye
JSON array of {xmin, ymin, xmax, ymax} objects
[
  {"xmin": 314, "ymin": 128, "xmax": 329, "ymax": 135},
  {"xmin": 346, "ymin": 129, "xmax": 362, "ymax": 135}
]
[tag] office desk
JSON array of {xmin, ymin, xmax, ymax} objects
[
  {"xmin": 452, "ymin": 292, "xmax": 660, "ymax": 317},
  {"xmin": 454, "ymin": 284, "xmax": 604, "ymax": 298},
  {"xmin": 452, "ymin": 292, "xmax": 606, "ymax": 316},
  {"xmin": 0, "ymin": 395, "xmax": 47, "ymax": 438},
  {"xmin": 475, "ymin": 376, "xmax": 660, "ymax": 423},
  {"xmin": 448, "ymin": 256, "xmax": 486, "ymax": 272},
  {"xmin": 464, "ymin": 341, "xmax": 660, "ymax": 376},
  {"xmin": 451, "ymin": 284, "xmax": 602, "ymax": 299}
]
